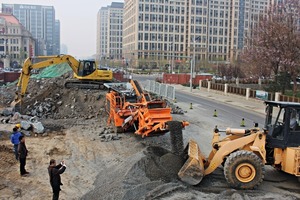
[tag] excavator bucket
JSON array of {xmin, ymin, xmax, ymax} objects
[{"xmin": 178, "ymin": 139, "xmax": 205, "ymax": 185}]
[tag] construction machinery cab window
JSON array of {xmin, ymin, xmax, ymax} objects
[
  {"xmin": 78, "ymin": 61, "xmax": 96, "ymax": 76},
  {"xmin": 265, "ymin": 102, "xmax": 300, "ymax": 148}
]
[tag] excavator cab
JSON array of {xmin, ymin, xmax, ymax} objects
[
  {"xmin": 264, "ymin": 101, "xmax": 300, "ymax": 148},
  {"xmin": 77, "ymin": 60, "xmax": 96, "ymax": 77}
]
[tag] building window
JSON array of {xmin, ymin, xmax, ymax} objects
[
  {"xmin": 145, "ymin": 4, "xmax": 149, "ymax": 11},
  {"xmin": 144, "ymin": 43, "xmax": 149, "ymax": 50},
  {"xmin": 139, "ymin": 3, "xmax": 144, "ymax": 11},
  {"xmin": 139, "ymin": 33, "xmax": 143, "ymax": 40}
]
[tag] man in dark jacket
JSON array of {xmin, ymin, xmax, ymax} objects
[
  {"xmin": 18, "ymin": 135, "xmax": 29, "ymax": 176},
  {"xmin": 48, "ymin": 159, "xmax": 66, "ymax": 200}
]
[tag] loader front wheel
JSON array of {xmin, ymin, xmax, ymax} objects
[{"xmin": 224, "ymin": 150, "xmax": 264, "ymax": 189}]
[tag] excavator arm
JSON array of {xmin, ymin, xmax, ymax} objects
[{"xmin": 17, "ymin": 55, "xmax": 80, "ymax": 97}]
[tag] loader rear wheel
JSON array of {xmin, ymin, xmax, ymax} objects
[
  {"xmin": 168, "ymin": 121, "xmax": 184, "ymax": 156},
  {"xmin": 224, "ymin": 150, "xmax": 265, "ymax": 189}
]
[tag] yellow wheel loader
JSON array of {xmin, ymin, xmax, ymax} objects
[{"xmin": 176, "ymin": 101, "xmax": 300, "ymax": 189}]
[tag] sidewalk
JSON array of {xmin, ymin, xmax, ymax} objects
[{"xmin": 173, "ymin": 84, "xmax": 266, "ymax": 116}]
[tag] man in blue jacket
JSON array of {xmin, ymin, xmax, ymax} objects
[
  {"xmin": 10, "ymin": 127, "xmax": 22, "ymax": 160},
  {"xmin": 48, "ymin": 159, "xmax": 67, "ymax": 200}
]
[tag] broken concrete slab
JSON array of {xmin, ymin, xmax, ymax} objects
[{"xmin": 1, "ymin": 108, "xmax": 13, "ymax": 116}]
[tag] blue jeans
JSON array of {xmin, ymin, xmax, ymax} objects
[{"xmin": 13, "ymin": 144, "xmax": 19, "ymax": 160}]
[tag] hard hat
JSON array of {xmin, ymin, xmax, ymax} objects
[{"xmin": 15, "ymin": 124, "xmax": 21, "ymax": 128}]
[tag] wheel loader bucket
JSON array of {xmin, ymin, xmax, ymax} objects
[{"xmin": 178, "ymin": 139, "xmax": 205, "ymax": 185}]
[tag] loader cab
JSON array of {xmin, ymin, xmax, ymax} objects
[
  {"xmin": 78, "ymin": 60, "xmax": 96, "ymax": 76},
  {"xmin": 264, "ymin": 101, "xmax": 300, "ymax": 148}
]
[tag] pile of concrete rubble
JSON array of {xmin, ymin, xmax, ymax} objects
[
  {"xmin": 25, "ymin": 95, "xmax": 61, "ymax": 118},
  {"xmin": 0, "ymin": 110, "xmax": 45, "ymax": 135},
  {"xmin": 165, "ymin": 99, "xmax": 186, "ymax": 114},
  {"xmin": 98, "ymin": 126, "xmax": 121, "ymax": 142}
]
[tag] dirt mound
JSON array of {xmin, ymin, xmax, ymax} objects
[
  {"xmin": 142, "ymin": 146, "xmax": 184, "ymax": 182},
  {"xmin": 21, "ymin": 77, "xmax": 106, "ymax": 119},
  {"xmin": 83, "ymin": 146, "xmax": 185, "ymax": 200},
  {"xmin": 0, "ymin": 86, "xmax": 15, "ymax": 108},
  {"xmin": 0, "ymin": 144, "xmax": 16, "ymax": 172},
  {"xmin": 0, "ymin": 76, "xmax": 106, "ymax": 121}
]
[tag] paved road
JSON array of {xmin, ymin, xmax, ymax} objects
[
  {"xmin": 133, "ymin": 74, "xmax": 267, "ymax": 153},
  {"xmin": 175, "ymin": 89, "xmax": 265, "ymax": 126},
  {"xmin": 133, "ymin": 74, "xmax": 266, "ymax": 128}
]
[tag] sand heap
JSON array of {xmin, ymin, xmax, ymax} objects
[{"xmin": 82, "ymin": 145, "xmax": 186, "ymax": 200}]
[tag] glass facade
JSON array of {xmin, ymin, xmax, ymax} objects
[
  {"xmin": 123, "ymin": 0, "xmax": 272, "ymax": 64},
  {"xmin": 97, "ymin": 2, "xmax": 124, "ymax": 61},
  {"xmin": 2, "ymin": 4, "xmax": 57, "ymax": 56}
]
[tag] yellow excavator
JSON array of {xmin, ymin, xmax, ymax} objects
[
  {"xmin": 13, "ymin": 54, "xmax": 113, "ymax": 109},
  {"xmin": 174, "ymin": 101, "xmax": 300, "ymax": 189}
]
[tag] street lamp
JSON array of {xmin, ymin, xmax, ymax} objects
[
  {"xmin": 190, "ymin": 36, "xmax": 201, "ymax": 92},
  {"xmin": 172, "ymin": 42, "xmax": 175, "ymax": 74},
  {"xmin": 169, "ymin": 42, "xmax": 173, "ymax": 73}
]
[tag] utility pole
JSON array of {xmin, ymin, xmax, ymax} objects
[
  {"xmin": 172, "ymin": 42, "xmax": 175, "ymax": 74},
  {"xmin": 190, "ymin": 36, "xmax": 201, "ymax": 92}
]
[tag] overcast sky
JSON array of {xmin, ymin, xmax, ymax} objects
[{"xmin": 3, "ymin": 0, "xmax": 123, "ymax": 58}]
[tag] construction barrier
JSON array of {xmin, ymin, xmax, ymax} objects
[{"xmin": 144, "ymin": 80, "xmax": 175, "ymax": 100}]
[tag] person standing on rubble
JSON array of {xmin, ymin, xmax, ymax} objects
[
  {"xmin": 18, "ymin": 135, "xmax": 29, "ymax": 176},
  {"xmin": 48, "ymin": 159, "xmax": 67, "ymax": 200},
  {"xmin": 10, "ymin": 127, "xmax": 22, "ymax": 160}
]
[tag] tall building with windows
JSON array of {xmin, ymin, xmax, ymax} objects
[
  {"xmin": 2, "ymin": 3, "xmax": 58, "ymax": 56},
  {"xmin": 53, "ymin": 20, "xmax": 60, "ymax": 55},
  {"xmin": 60, "ymin": 44, "xmax": 68, "ymax": 54},
  {"xmin": 123, "ymin": 0, "xmax": 273, "ymax": 68},
  {"xmin": 0, "ymin": 13, "xmax": 35, "ymax": 68},
  {"xmin": 97, "ymin": 7, "xmax": 109, "ymax": 61},
  {"xmin": 97, "ymin": 2, "xmax": 124, "ymax": 65}
]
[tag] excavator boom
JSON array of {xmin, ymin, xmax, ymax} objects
[
  {"xmin": 14, "ymin": 54, "xmax": 113, "ymax": 109},
  {"xmin": 17, "ymin": 55, "xmax": 80, "ymax": 96}
]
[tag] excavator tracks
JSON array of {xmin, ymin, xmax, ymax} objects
[{"xmin": 64, "ymin": 80, "xmax": 106, "ymax": 90}]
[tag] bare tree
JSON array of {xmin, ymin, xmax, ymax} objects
[{"xmin": 241, "ymin": 0, "xmax": 300, "ymax": 95}]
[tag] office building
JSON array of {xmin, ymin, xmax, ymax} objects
[
  {"xmin": 123, "ymin": 0, "xmax": 273, "ymax": 69},
  {"xmin": 97, "ymin": 7, "xmax": 109, "ymax": 61},
  {"xmin": 60, "ymin": 44, "xmax": 68, "ymax": 54},
  {"xmin": 0, "ymin": 13, "xmax": 35, "ymax": 69},
  {"xmin": 97, "ymin": 2, "xmax": 124, "ymax": 65},
  {"xmin": 2, "ymin": 3, "xmax": 57, "ymax": 56},
  {"xmin": 53, "ymin": 20, "xmax": 60, "ymax": 55}
]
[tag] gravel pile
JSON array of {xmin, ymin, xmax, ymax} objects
[
  {"xmin": 82, "ymin": 146, "xmax": 185, "ymax": 200},
  {"xmin": 4, "ymin": 78, "xmax": 106, "ymax": 120}
]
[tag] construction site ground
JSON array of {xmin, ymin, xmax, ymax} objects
[{"xmin": 0, "ymin": 75, "xmax": 299, "ymax": 200}]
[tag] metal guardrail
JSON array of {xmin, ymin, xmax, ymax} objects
[{"xmin": 144, "ymin": 80, "xmax": 175, "ymax": 100}]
